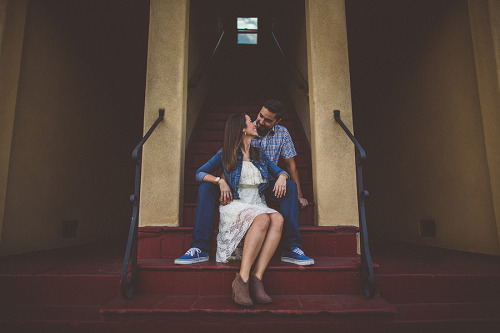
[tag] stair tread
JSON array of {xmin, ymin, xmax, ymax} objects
[
  {"xmin": 138, "ymin": 225, "xmax": 359, "ymax": 233},
  {"xmin": 394, "ymin": 302, "xmax": 500, "ymax": 321},
  {"xmin": 101, "ymin": 294, "xmax": 395, "ymax": 316},
  {"xmin": 138, "ymin": 256, "xmax": 374, "ymax": 271}
]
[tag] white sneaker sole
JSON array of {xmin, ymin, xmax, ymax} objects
[
  {"xmin": 281, "ymin": 257, "xmax": 315, "ymax": 266},
  {"xmin": 174, "ymin": 257, "xmax": 209, "ymax": 265}
]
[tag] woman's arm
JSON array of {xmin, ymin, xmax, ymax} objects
[
  {"xmin": 195, "ymin": 150, "xmax": 223, "ymax": 183},
  {"xmin": 195, "ymin": 150, "xmax": 233, "ymax": 204},
  {"xmin": 261, "ymin": 152, "xmax": 289, "ymax": 179},
  {"xmin": 261, "ymin": 152, "xmax": 289, "ymax": 198}
]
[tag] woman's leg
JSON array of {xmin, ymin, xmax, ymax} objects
[
  {"xmin": 239, "ymin": 213, "xmax": 271, "ymax": 282},
  {"xmin": 252, "ymin": 213, "xmax": 284, "ymax": 279}
]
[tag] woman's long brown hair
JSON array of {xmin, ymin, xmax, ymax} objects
[{"xmin": 222, "ymin": 113, "xmax": 260, "ymax": 173}]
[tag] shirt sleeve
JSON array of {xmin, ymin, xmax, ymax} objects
[{"xmin": 280, "ymin": 128, "xmax": 297, "ymax": 159}]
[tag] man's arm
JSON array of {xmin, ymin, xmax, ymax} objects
[{"xmin": 283, "ymin": 156, "xmax": 309, "ymax": 209}]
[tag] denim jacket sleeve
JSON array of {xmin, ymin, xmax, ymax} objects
[
  {"xmin": 195, "ymin": 149, "xmax": 223, "ymax": 182},
  {"xmin": 261, "ymin": 151, "xmax": 289, "ymax": 179}
]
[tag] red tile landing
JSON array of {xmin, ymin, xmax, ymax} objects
[{"xmin": 100, "ymin": 294, "xmax": 395, "ymax": 316}]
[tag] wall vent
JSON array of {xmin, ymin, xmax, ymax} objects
[
  {"xmin": 420, "ymin": 219, "xmax": 436, "ymax": 237},
  {"xmin": 62, "ymin": 220, "xmax": 79, "ymax": 238}
]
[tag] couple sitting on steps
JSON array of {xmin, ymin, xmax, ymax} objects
[{"xmin": 175, "ymin": 99, "xmax": 314, "ymax": 307}]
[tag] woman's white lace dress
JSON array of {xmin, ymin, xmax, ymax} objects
[{"xmin": 216, "ymin": 161, "xmax": 277, "ymax": 263}]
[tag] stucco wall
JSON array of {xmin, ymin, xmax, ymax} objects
[
  {"xmin": 0, "ymin": 0, "xmax": 26, "ymax": 250},
  {"xmin": 139, "ymin": 0, "xmax": 189, "ymax": 227},
  {"xmin": 1, "ymin": 0, "xmax": 149, "ymax": 255},
  {"xmin": 306, "ymin": 0, "xmax": 359, "ymax": 227},
  {"xmin": 186, "ymin": 0, "xmax": 222, "ymax": 143},
  {"xmin": 469, "ymin": 0, "xmax": 500, "ymax": 254},
  {"xmin": 347, "ymin": 0, "xmax": 499, "ymax": 254}
]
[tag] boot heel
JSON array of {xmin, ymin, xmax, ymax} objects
[{"xmin": 231, "ymin": 273, "xmax": 253, "ymax": 307}]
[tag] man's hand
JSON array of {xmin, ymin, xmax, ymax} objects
[
  {"xmin": 219, "ymin": 179, "xmax": 233, "ymax": 205},
  {"xmin": 298, "ymin": 197, "xmax": 309, "ymax": 209}
]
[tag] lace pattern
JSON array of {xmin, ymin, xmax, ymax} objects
[{"xmin": 216, "ymin": 162, "xmax": 277, "ymax": 263}]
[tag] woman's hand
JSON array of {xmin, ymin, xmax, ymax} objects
[
  {"xmin": 273, "ymin": 174, "xmax": 288, "ymax": 198},
  {"xmin": 219, "ymin": 179, "xmax": 233, "ymax": 205}
]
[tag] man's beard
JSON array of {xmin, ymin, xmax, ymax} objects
[{"xmin": 257, "ymin": 125, "xmax": 269, "ymax": 136}]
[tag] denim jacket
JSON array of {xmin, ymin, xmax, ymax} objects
[{"xmin": 195, "ymin": 149, "xmax": 289, "ymax": 200}]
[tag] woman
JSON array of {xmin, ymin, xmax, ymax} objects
[{"xmin": 195, "ymin": 113, "xmax": 288, "ymax": 307}]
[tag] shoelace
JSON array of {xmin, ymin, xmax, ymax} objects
[
  {"xmin": 185, "ymin": 248, "xmax": 201, "ymax": 257},
  {"xmin": 292, "ymin": 248, "xmax": 305, "ymax": 255}
]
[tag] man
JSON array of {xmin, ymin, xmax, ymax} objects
[{"xmin": 175, "ymin": 99, "xmax": 314, "ymax": 265}]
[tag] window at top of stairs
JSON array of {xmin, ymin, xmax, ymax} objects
[{"xmin": 237, "ymin": 17, "xmax": 258, "ymax": 45}]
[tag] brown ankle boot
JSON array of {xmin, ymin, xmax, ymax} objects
[
  {"xmin": 232, "ymin": 273, "xmax": 253, "ymax": 307},
  {"xmin": 249, "ymin": 274, "xmax": 272, "ymax": 304}
]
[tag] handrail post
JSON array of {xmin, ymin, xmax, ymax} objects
[
  {"xmin": 121, "ymin": 108, "xmax": 164, "ymax": 299},
  {"xmin": 334, "ymin": 110, "xmax": 376, "ymax": 298}
]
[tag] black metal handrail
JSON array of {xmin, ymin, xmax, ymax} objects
[
  {"xmin": 188, "ymin": 30, "xmax": 225, "ymax": 91},
  {"xmin": 334, "ymin": 110, "xmax": 376, "ymax": 299},
  {"xmin": 121, "ymin": 108, "xmax": 165, "ymax": 299},
  {"xmin": 271, "ymin": 31, "xmax": 309, "ymax": 93}
]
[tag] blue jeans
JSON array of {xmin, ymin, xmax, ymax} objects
[{"xmin": 190, "ymin": 180, "xmax": 302, "ymax": 252}]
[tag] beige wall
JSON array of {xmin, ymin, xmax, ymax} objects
[
  {"xmin": 0, "ymin": 0, "xmax": 27, "ymax": 250},
  {"xmin": 347, "ymin": 0, "xmax": 499, "ymax": 255},
  {"xmin": 0, "ymin": 0, "xmax": 149, "ymax": 255},
  {"xmin": 305, "ymin": 0, "xmax": 359, "ymax": 227},
  {"xmin": 139, "ymin": 0, "xmax": 190, "ymax": 227},
  {"xmin": 469, "ymin": 0, "xmax": 500, "ymax": 253}
]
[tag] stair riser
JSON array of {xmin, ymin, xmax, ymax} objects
[
  {"xmin": 0, "ymin": 275, "xmax": 119, "ymax": 305},
  {"xmin": 138, "ymin": 270, "xmax": 362, "ymax": 296},
  {"xmin": 377, "ymin": 274, "xmax": 500, "ymax": 303},
  {"xmin": 0, "ymin": 304, "xmax": 103, "ymax": 321},
  {"xmin": 138, "ymin": 231, "xmax": 357, "ymax": 260}
]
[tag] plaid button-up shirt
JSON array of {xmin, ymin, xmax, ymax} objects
[{"xmin": 251, "ymin": 124, "xmax": 297, "ymax": 180}]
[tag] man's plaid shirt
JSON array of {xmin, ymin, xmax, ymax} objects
[{"xmin": 251, "ymin": 124, "xmax": 297, "ymax": 180}]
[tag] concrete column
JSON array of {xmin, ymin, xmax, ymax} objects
[
  {"xmin": 0, "ymin": 0, "xmax": 27, "ymax": 243},
  {"xmin": 305, "ymin": 0, "xmax": 358, "ymax": 226},
  {"xmin": 468, "ymin": 0, "xmax": 500, "ymax": 252},
  {"xmin": 139, "ymin": 0, "xmax": 189, "ymax": 226}
]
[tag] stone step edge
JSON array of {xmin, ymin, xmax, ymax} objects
[
  {"xmin": 100, "ymin": 295, "xmax": 395, "ymax": 317},
  {"xmin": 137, "ymin": 256, "xmax": 379, "ymax": 272},
  {"xmin": 138, "ymin": 225, "xmax": 360, "ymax": 234}
]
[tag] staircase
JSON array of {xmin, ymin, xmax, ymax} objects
[{"xmin": 2, "ymin": 101, "xmax": 500, "ymax": 332}]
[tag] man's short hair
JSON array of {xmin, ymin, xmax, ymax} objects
[{"xmin": 263, "ymin": 99, "xmax": 285, "ymax": 120}]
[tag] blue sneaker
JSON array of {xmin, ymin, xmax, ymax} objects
[
  {"xmin": 174, "ymin": 247, "xmax": 209, "ymax": 265},
  {"xmin": 281, "ymin": 247, "xmax": 314, "ymax": 266}
]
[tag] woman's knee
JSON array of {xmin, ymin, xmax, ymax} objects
[
  {"xmin": 253, "ymin": 214, "xmax": 270, "ymax": 231},
  {"xmin": 270, "ymin": 213, "xmax": 284, "ymax": 230}
]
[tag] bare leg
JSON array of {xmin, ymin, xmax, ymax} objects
[
  {"xmin": 252, "ymin": 213, "xmax": 284, "ymax": 279},
  {"xmin": 239, "ymin": 214, "xmax": 270, "ymax": 282}
]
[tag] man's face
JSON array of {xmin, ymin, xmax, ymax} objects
[{"xmin": 256, "ymin": 107, "xmax": 280, "ymax": 135}]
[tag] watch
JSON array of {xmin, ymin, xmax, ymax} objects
[{"xmin": 214, "ymin": 177, "xmax": 221, "ymax": 184}]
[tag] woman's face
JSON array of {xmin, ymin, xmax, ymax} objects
[{"xmin": 244, "ymin": 114, "xmax": 258, "ymax": 137}]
